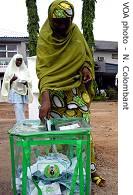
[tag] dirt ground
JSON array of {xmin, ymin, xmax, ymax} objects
[{"xmin": 0, "ymin": 101, "xmax": 117, "ymax": 195}]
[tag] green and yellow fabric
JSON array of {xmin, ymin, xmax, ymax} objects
[{"xmin": 51, "ymin": 1, "xmax": 73, "ymax": 18}]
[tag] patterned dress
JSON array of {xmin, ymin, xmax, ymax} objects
[{"xmin": 49, "ymin": 83, "xmax": 96, "ymax": 173}]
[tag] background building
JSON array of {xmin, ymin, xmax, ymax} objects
[{"xmin": 94, "ymin": 40, "xmax": 118, "ymax": 90}]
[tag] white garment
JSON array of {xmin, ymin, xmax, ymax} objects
[
  {"xmin": 13, "ymin": 103, "xmax": 25, "ymax": 122},
  {"xmin": 8, "ymin": 89, "xmax": 28, "ymax": 104},
  {"xmin": 1, "ymin": 54, "xmax": 33, "ymax": 103},
  {"xmin": 11, "ymin": 80, "xmax": 27, "ymax": 96}
]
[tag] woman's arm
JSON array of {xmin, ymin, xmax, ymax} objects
[
  {"xmin": 39, "ymin": 91, "xmax": 51, "ymax": 121},
  {"xmin": 81, "ymin": 64, "xmax": 92, "ymax": 83},
  {"xmin": 10, "ymin": 74, "xmax": 18, "ymax": 87}
]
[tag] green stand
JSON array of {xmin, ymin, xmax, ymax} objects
[{"xmin": 9, "ymin": 117, "xmax": 91, "ymax": 195}]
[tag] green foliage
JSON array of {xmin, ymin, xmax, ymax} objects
[
  {"xmin": 106, "ymin": 87, "xmax": 118, "ymax": 100},
  {"xmin": 94, "ymin": 88, "xmax": 107, "ymax": 101},
  {"xmin": 81, "ymin": 0, "xmax": 96, "ymax": 48},
  {"xmin": 94, "ymin": 87, "xmax": 118, "ymax": 101},
  {"xmin": 93, "ymin": 80, "xmax": 98, "ymax": 94},
  {"xmin": 26, "ymin": 0, "xmax": 39, "ymax": 56},
  {"xmin": 93, "ymin": 95, "xmax": 107, "ymax": 101}
]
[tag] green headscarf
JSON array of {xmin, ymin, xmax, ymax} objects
[
  {"xmin": 36, "ymin": 0, "xmax": 95, "ymax": 102},
  {"xmin": 50, "ymin": 0, "xmax": 73, "ymax": 18}
]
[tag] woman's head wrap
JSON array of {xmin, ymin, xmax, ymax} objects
[
  {"xmin": 48, "ymin": 0, "xmax": 74, "ymax": 20},
  {"xmin": 52, "ymin": 1, "xmax": 73, "ymax": 18}
]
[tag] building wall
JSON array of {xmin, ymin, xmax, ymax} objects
[{"xmin": 94, "ymin": 51, "xmax": 118, "ymax": 64}]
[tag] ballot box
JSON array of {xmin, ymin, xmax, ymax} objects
[{"xmin": 9, "ymin": 117, "xmax": 91, "ymax": 195}]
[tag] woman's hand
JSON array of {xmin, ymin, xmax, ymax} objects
[
  {"xmin": 22, "ymin": 81, "xmax": 28, "ymax": 87},
  {"xmin": 11, "ymin": 74, "xmax": 18, "ymax": 82},
  {"xmin": 81, "ymin": 67, "xmax": 91, "ymax": 83},
  {"xmin": 39, "ymin": 91, "xmax": 51, "ymax": 121},
  {"xmin": 10, "ymin": 74, "xmax": 18, "ymax": 85}
]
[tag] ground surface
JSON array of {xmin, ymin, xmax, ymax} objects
[{"xmin": 0, "ymin": 101, "xmax": 117, "ymax": 195}]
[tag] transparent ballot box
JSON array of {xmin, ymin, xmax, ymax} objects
[{"xmin": 9, "ymin": 117, "xmax": 91, "ymax": 195}]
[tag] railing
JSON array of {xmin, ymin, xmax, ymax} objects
[
  {"xmin": 105, "ymin": 63, "xmax": 118, "ymax": 73},
  {"xmin": 95, "ymin": 60, "xmax": 118, "ymax": 73},
  {"xmin": 0, "ymin": 59, "xmax": 10, "ymax": 73},
  {"xmin": 0, "ymin": 64, "xmax": 8, "ymax": 73}
]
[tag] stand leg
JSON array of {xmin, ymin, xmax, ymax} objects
[
  {"xmin": 86, "ymin": 133, "xmax": 91, "ymax": 195},
  {"xmin": 22, "ymin": 142, "xmax": 29, "ymax": 195},
  {"xmin": 78, "ymin": 141, "xmax": 84, "ymax": 195},
  {"xmin": 10, "ymin": 135, "xmax": 17, "ymax": 195}
]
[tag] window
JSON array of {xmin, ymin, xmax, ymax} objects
[
  {"xmin": 7, "ymin": 44, "xmax": 17, "ymax": 51},
  {"xmin": 98, "ymin": 56, "xmax": 104, "ymax": 61},
  {"xmin": 0, "ymin": 45, "xmax": 6, "ymax": 50},
  {"xmin": 8, "ymin": 52, "xmax": 17, "ymax": 58},
  {"xmin": 0, "ymin": 45, "xmax": 6, "ymax": 58},
  {"xmin": 7, "ymin": 44, "xmax": 17, "ymax": 57},
  {"xmin": 112, "ymin": 53, "xmax": 118, "ymax": 59},
  {"xmin": 0, "ymin": 44, "xmax": 17, "ymax": 58},
  {"xmin": 0, "ymin": 52, "xmax": 6, "ymax": 58}
]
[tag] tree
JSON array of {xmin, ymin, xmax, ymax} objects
[
  {"xmin": 82, "ymin": 0, "xmax": 96, "ymax": 49},
  {"xmin": 26, "ymin": 0, "xmax": 39, "ymax": 56}
]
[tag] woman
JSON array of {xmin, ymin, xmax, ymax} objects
[
  {"xmin": 1, "ymin": 54, "xmax": 33, "ymax": 122},
  {"xmin": 36, "ymin": 0, "xmax": 105, "ymax": 187}
]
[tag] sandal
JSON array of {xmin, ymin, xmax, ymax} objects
[{"xmin": 92, "ymin": 176, "xmax": 106, "ymax": 187}]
